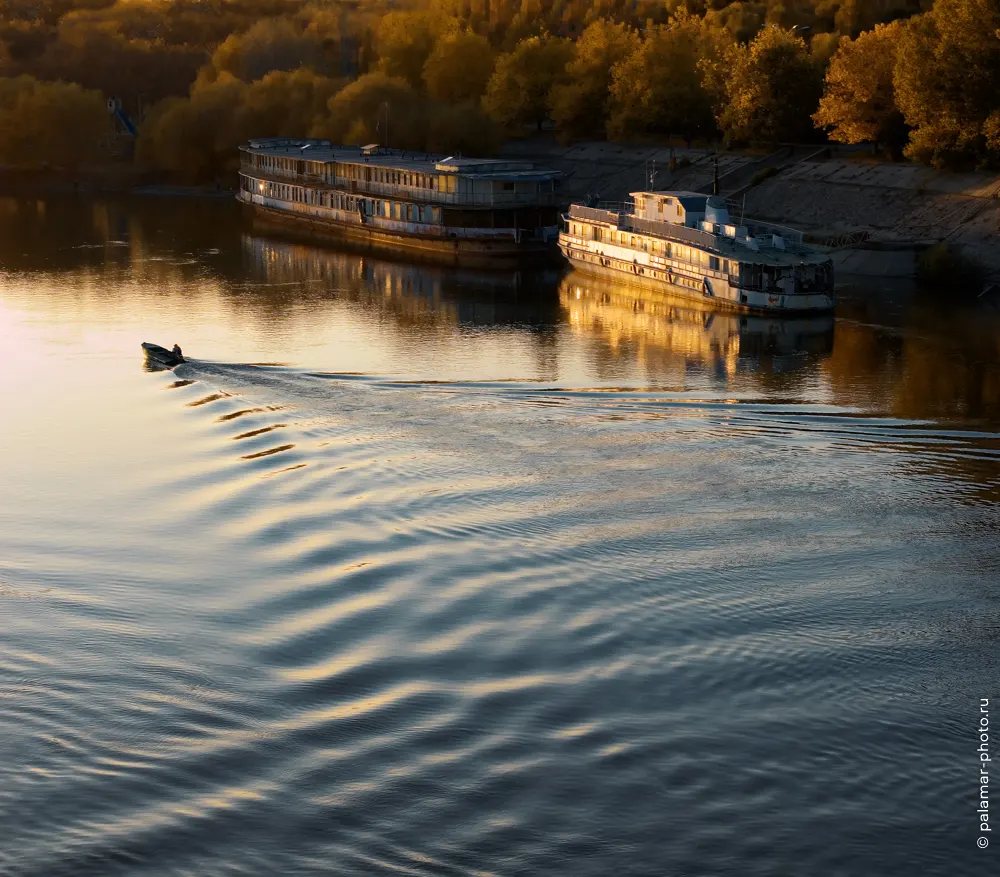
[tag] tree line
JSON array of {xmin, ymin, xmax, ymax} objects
[{"xmin": 0, "ymin": 0, "xmax": 998, "ymax": 179}]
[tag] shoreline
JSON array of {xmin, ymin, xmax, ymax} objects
[
  {"xmin": 4, "ymin": 144, "xmax": 998, "ymax": 283},
  {"xmin": 501, "ymin": 138, "xmax": 1000, "ymax": 283}
]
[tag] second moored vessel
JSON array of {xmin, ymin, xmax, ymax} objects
[
  {"xmin": 238, "ymin": 139, "xmax": 562, "ymax": 262},
  {"xmin": 559, "ymin": 191, "xmax": 834, "ymax": 313}
]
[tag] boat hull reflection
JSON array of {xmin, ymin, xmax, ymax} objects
[
  {"xmin": 560, "ymin": 270, "xmax": 834, "ymax": 379},
  {"xmin": 242, "ymin": 233, "xmax": 563, "ymax": 330}
]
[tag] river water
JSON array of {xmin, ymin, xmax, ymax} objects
[{"xmin": 1, "ymin": 196, "xmax": 998, "ymax": 876}]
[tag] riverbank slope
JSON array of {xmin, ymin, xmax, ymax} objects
[{"xmin": 501, "ymin": 139, "xmax": 1000, "ymax": 281}]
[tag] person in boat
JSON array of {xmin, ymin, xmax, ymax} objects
[{"xmin": 171, "ymin": 344, "xmax": 185, "ymax": 363}]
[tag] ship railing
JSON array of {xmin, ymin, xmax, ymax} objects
[
  {"xmin": 742, "ymin": 219, "xmax": 804, "ymax": 246},
  {"xmin": 339, "ymin": 179, "xmax": 558, "ymax": 207},
  {"xmin": 567, "ymin": 204, "xmax": 624, "ymax": 225},
  {"xmin": 239, "ymin": 163, "xmax": 556, "ymax": 206},
  {"xmin": 595, "ymin": 200, "xmax": 634, "ymax": 213},
  {"xmin": 624, "ymin": 216, "xmax": 720, "ymax": 250}
]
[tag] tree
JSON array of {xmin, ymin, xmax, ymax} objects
[
  {"xmin": 237, "ymin": 68, "xmax": 342, "ymax": 141},
  {"xmin": 716, "ymin": 26, "xmax": 822, "ymax": 145},
  {"xmin": 422, "ymin": 31, "xmax": 493, "ymax": 103},
  {"xmin": 704, "ymin": 1, "xmax": 768, "ymax": 42},
  {"xmin": 894, "ymin": 0, "xmax": 1000, "ymax": 167},
  {"xmin": 483, "ymin": 34, "xmax": 573, "ymax": 131},
  {"xmin": 316, "ymin": 71, "xmax": 425, "ymax": 149},
  {"xmin": 0, "ymin": 75, "xmax": 106, "ymax": 169},
  {"xmin": 202, "ymin": 17, "xmax": 327, "ymax": 84},
  {"xmin": 136, "ymin": 75, "xmax": 248, "ymax": 182},
  {"xmin": 426, "ymin": 99, "xmax": 500, "ymax": 154},
  {"xmin": 607, "ymin": 14, "xmax": 727, "ymax": 142},
  {"xmin": 375, "ymin": 10, "xmax": 440, "ymax": 89},
  {"xmin": 549, "ymin": 19, "xmax": 640, "ymax": 141},
  {"xmin": 137, "ymin": 67, "xmax": 344, "ymax": 182},
  {"xmin": 813, "ymin": 20, "xmax": 907, "ymax": 158}
]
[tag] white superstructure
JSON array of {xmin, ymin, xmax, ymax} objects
[
  {"xmin": 237, "ymin": 139, "xmax": 562, "ymax": 261},
  {"xmin": 558, "ymin": 191, "xmax": 834, "ymax": 313}
]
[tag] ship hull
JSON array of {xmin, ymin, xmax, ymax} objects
[
  {"xmin": 241, "ymin": 197, "xmax": 557, "ymax": 266},
  {"xmin": 559, "ymin": 241, "xmax": 835, "ymax": 315}
]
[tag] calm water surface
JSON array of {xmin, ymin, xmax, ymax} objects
[{"xmin": 1, "ymin": 197, "xmax": 998, "ymax": 876}]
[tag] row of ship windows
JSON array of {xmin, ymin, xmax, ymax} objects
[
  {"xmin": 341, "ymin": 164, "xmax": 460, "ymax": 193},
  {"xmin": 248, "ymin": 154, "xmax": 460, "ymax": 193},
  {"xmin": 570, "ymin": 223, "xmax": 731, "ymax": 274},
  {"xmin": 245, "ymin": 177, "xmax": 443, "ymax": 223}
]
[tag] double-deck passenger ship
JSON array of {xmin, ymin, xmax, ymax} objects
[
  {"xmin": 237, "ymin": 138, "xmax": 562, "ymax": 262},
  {"xmin": 559, "ymin": 191, "xmax": 835, "ymax": 313}
]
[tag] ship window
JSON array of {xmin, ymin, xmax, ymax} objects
[
  {"xmin": 503, "ymin": 182, "xmax": 515, "ymax": 191},
  {"xmin": 657, "ymin": 200, "xmax": 663, "ymax": 214},
  {"xmin": 630, "ymin": 236, "xmax": 636, "ymax": 247},
  {"xmin": 677, "ymin": 204, "xmax": 682, "ymax": 217},
  {"xmin": 723, "ymin": 260, "xmax": 730, "ymax": 274},
  {"xmin": 709, "ymin": 256, "xmax": 720, "ymax": 270},
  {"xmin": 665, "ymin": 243, "xmax": 672, "ymax": 258}
]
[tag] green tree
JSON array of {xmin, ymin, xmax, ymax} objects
[
  {"xmin": 813, "ymin": 20, "xmax": 907, "ymax": 157},
  {"xmin": 483, "ymin": 34, "xmax": 573, "ymax": 131},
  {"xmin": 422, "ymin": 30, "xmax": 493, "ymax": 103},
  {"xmin": 894, "ymin": 0, "xmax": 1000, "ymax": 167},
  {"xmin": 716, "ymin": 25, "xmax": 822, "ymax": 145},
  {"xmin": 549, "ymin": 19, "xmax": 639, "ymax": 141}
]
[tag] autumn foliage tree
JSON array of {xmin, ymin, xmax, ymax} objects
[
  {"xmin": 483, "ymin": 34, "xmax": 573, "ymax": 131},
  {"xmin": 606, "ymin": 14, "xmax": 726, "ymax": 142},
  {"xmin": 717, "ymin": 26, "xmax": 823, "ymax": 145},
  {"xmin": 893, "ymin": 0, "xmax": 1000, "ymax": 168},
  {"xmin": 549, "ymin": 19, "xmax": 639, "ymax": 142},
  {"xmin": 0, "ymin": 75, "xmax": 108, "ymax": 168},
  {"xmin": 422, "ymin": 30, "xmax": 493, "ymax": 103},
  {"xmin": 813, "ymin": 20, "xmax": 907, "ymax": 158}
]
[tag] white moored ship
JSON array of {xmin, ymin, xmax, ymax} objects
[
  {"xmin": 559, "ymin": 191, "xmax": 835, "ymax": 313},
  {"xmin": 237, "ymin": 138, "xmax": 562, "ymax": 262}
]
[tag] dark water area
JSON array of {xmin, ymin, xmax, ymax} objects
[{"xmin": 1, "ymin": 196, "xmax": 998, "ymax": 876}]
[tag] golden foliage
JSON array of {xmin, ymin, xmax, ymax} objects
[
  {"xmin": 483, "ymin": 34, "xmax": 573, "ymax": 131},
  {"xmin": 717, "ymin": 26, "xmax": 822, "ymax": 145},
  {"xmin": 0, "ymin": 75, "xmax": 107, "ymax": 168},
  {"xmin": 607, "ymin": 13, "xmax": 726, "ymax": 142},
  {"xmin": 813, "ymin": 21, "xmax": 907, "ymax": 156},
  {"xmin": 894, "ymin": 0, "xmax": 1000, "ymax": 168},
  {"xmin": 422, "ymin": 31, "xmax": 493, "ymax": 103},
  {"xmin": 549, "ymin": 19, "xmax": 639, "ymax": 141}
]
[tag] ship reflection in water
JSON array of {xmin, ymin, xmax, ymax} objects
[
  {"xmin": 241, "ymin": 233, "xmax": 564, "ymax": 331},
  {"xmin": 558, "ymin": 270, "xmax": 834, "ymax": 386}
]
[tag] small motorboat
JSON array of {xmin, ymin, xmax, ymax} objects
[{"xmin": 142, "ymin": 342, "xmax": 185, "ymax": 370}]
